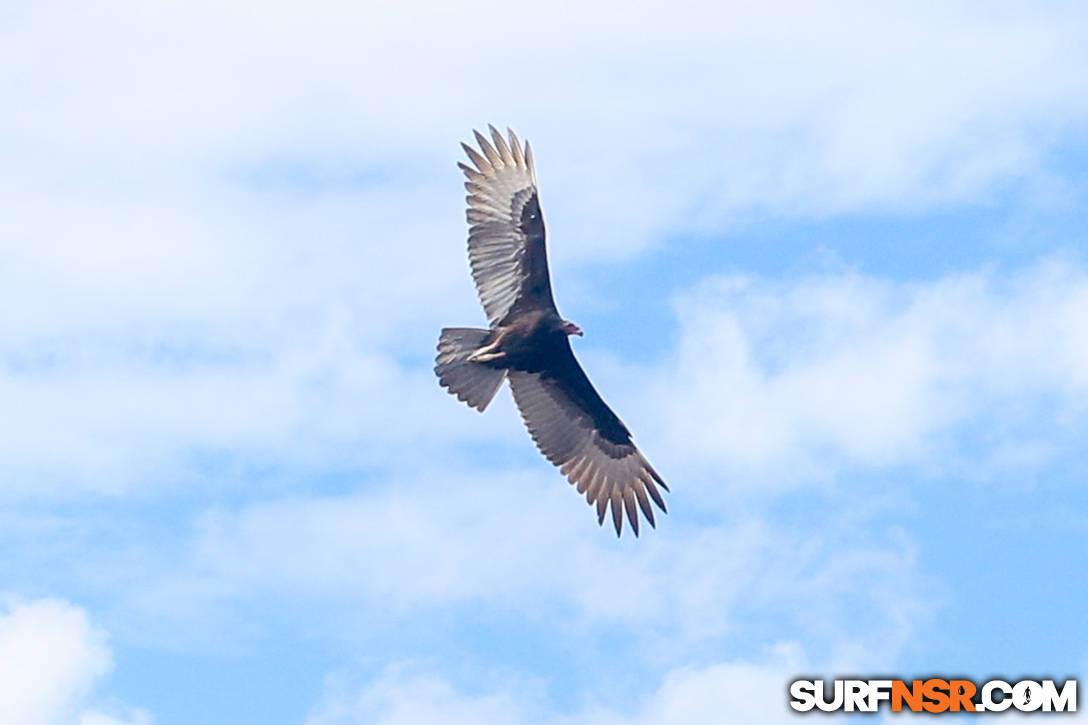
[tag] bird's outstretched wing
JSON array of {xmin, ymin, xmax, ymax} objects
[
  {"xmin": 506, "ymin": 344, "xmax": 668, "ymax": 537},
  {"xmin": 459, "ymin": 125, "xmax": 556, "ymax": 326}
]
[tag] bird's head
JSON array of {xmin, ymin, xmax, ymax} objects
[{"xmin": 560, "ymin": 319, "xmax": 584, "ymax": 337}]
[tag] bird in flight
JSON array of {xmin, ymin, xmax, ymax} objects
[{"xmin": 435, "ymin": 125, "xmax": 668, "ymax": 536}]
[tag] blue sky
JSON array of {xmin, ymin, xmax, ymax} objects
[{"xmin": 2, "ymin": 1, "xmax": 1088, "ymax": 723}]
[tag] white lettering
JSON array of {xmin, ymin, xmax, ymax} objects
[{"xmin": 789, "ymin": 680, "xmax": 817, "ymax": 712}]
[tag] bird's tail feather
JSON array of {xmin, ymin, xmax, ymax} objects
[{"xmin": 435, "ymin": 328, "xmax": 506, "ymax": 412}]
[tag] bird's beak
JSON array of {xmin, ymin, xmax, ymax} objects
[{"xmin": 563, "ymin": 321, "xmax": 584, "ymax": 337}]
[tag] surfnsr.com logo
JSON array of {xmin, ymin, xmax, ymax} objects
[{"xmin": 789, "ymin": 678, "xmax": 1077, "ymax": 713}]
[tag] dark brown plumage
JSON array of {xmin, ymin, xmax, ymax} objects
[{"xmin": 435, "ymin": 125, "xmax": 668, "ymax": 536}]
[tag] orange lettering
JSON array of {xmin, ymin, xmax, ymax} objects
[
  {"xmin": 949, "ymin": 680, "xmax": 976, "ymax": 712},
  {"xmin": 892, "ymin": 680, "xmax": 924, "ymax": 712},
  {"xmin": 923, "ymin": 678, "xmax": 951, "ymax": 713}
]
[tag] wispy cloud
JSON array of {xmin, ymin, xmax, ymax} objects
[{"xmin": 86, "ymin": 467, "xmax": 929, "ymax": 676}]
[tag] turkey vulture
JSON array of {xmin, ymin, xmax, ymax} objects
[{"xmin": 435, "ymin": 125, "xmax": 668, "ymax": 536}]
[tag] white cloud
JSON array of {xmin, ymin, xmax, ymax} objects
[
  {"xmin": 103, "ymin": 466, "xmax": 928, "ymax": 671},
  {"xmin": 652, "ymin": 259, "xmax": 1088, "ymax": 490},
  {"xmin": 630, "ymin": 649, "xmax": 808, "ymax": 725},
  {"xmin": 306, "ymin": 645, "xmax": 824, "ymax": 725},
  {"xmin": 306, "ymin": 666, "xmax": 533, "ymax": 725},
  {"xmin": 0, "ymin": 598, "xmax": 148, "ymax": 725},
  {"xmin": 7, "ymin": 1, "xmax": 1088, "ymax": 223}
]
